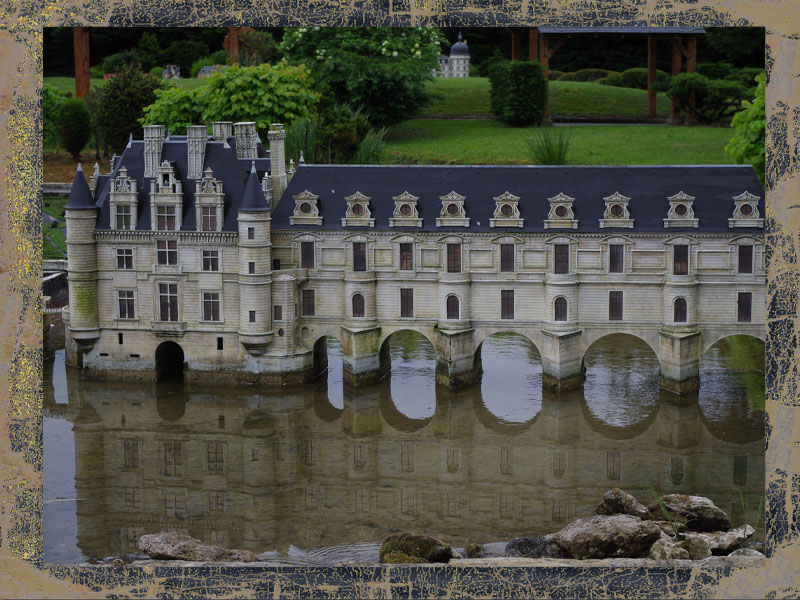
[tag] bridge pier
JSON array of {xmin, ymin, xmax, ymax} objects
[
  {"xmin": 434, "ymin": 327, "xmax": 480, "ymax": 389},
  {"xmin": 540, "ymin": 329, "xmax": 583, "ymax": 392},
  {"xmin": 340, "ymin": 325, "xmax": 388, "ymax": 387},
  {"xmin": 658, "ymin": 330, "xmax": 702, "ymax": 394}
]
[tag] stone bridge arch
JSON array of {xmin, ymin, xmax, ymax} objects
[{"xmin": 700, "ymin": 329, "xmax": 765, "ymax": 356}]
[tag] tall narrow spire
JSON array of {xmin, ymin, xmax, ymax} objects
[
  {"xmin": 239, "ymin": 161, "xmax": 269, "ymax": 212},
  {"xmin": 65, "ymin": 164, "xmax": 95, "ymax": 210}
]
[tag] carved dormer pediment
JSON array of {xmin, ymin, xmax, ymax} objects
[
  {"xmin": 729, "ymin": 191, "xmax": 764, "ymax": 228},
  {"xmin": 194, "ymin": 167, "xmax": 224, "ymax": 232},
  {"xmin": 289, "ymin": 190, "xmax": 323, "ymax": 226},
  {"xmin": 664, "ymin": 191, "xmax": 698, "ymax": 228},
  {"xmin": 342, "ymin": 191, "xmax": 375, "ymax": 227},
  {"xmin": 436, "ymin": 190, "xmax": 469, "ymax": 227},
  {"xmin": 544, "ymin": 192, "xmax": 578, "ymax": 229},
  {"xmin": 599, "ymin": 191, "xmax": 634, "ymax": 229},
  {"xmin": 150, "ymin": 161, "xmax": 183, "ymax": 231},
  {"xmin": 109, "ymin": 166, "xmax": 138, "ymax": 230},
  {"xmin": 490, "ymin": 191, "xmax": 523, "ymax": 228},
  {"xmin": 390, "ymin": 191, "xmax": 422, "ymax": 228}
]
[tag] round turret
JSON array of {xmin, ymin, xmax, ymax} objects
[{"xmin": 450, "ymin": 32, "xmax": 469, "ymax": 56}]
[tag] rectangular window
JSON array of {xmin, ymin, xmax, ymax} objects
[
  {"xmin": 302, "ymin": 289, "xmax": 315, "ymax": 316},
  {"xmin": 500, "ymin": 244, "xmax": 515, "ymax": 273},
  {"xmin": 206, "ymin": 442, "xmax": 224, "ymax": 472},
  {"xmin": 124, "ymin": 488, "xmax": 141, "ymax": 510},
  {"xmin": 156, "ymin": 205, "xmax": 177, "ymax": 231},
  {"xmin": 737, "ymin": 292, "xmax": 752, "ymax": 323},
  {"xmin": 501, "ymin": 290, "xmax": 514, "ymax": 320},
  {"xmin": 202, "ymin": 250, "xmax": 219, "ymax": 272},
  {"xmin": 202, "ymin": 206, "xmax": 217, "ymax": 231},
  {"xmin": 158, "ymin": 283, "xmax": 179, "ymax": 322},
  {"xmin": 202, "ymin": 292, "xmax": 221, "ymax": 322},
  {"xmin": 399, "ymin": 243, "xmax": 413, "ymax": 271},
  {"xmin": 123, "ymin": 439, "xmax": 140, "ymax": 469},
  {"xmin": 609, "ymin": 244, "xmax": 624, "ymax": 274},
  {"xmin": 353, "ymin": 242, "xmax": 367, "ymax": 271},
  {"xmin": 116, "ymin": 205, "xmax": 131, "ymax": 230},
  {"xmin": 609, "ymin": 291, "xmax": 623, "ymax": 321},
  {"xmin": 247, "ymin": 226, "xmax": 254, "ymax": 240},
  {"xmin": 400, "ymin": 288, "xmax": 414, "ymax": 318},
  {"xmin": 118, "ymin": 333, "xmax": 124, "ymax": 345},
  {"xmin": 447, "ymin": 243, "xmax": 461, "ymax": 273},
  {"xmin": 300, "ymin": 241, "xmax": 315, "ymax": 269},
  {"xmin": 163, "ymin": 441, "xmax": 183, "ymax": 477},
  {"xmin": 164, "ymin": 492, "xmax": 185, "ymax": 518},
  {"xmin": 400, "ymin": 442, "xmax": 415, "ymax": 472},
  {"xmin": 209, "ymin": 491, "xmax": 225, "ymax": 512},
  {"xmin": 248, "ymin": 261, "xmax": 255, "ymax": 274},
  {"xmin": 272, "ymin": 259, "xmax": 280, "ymax": 271},
  {"xmin": 274, "ymin": 305, "xmax": 282, "ymax": 321},
  {"xmin": 116, "ymin": 248, "xmax": 134, "ymax": 270},
  {"xmin": 554, "ymin": 244, "xmax": 570, "ymax": 274},
  {"xmin": 157, "ymin": 240, "xmax": 177, "ymax": 265},
  {"xmin": 217, "ymin": 337, "xmax": 223, "ymax": 350},
  {"xmin": 117, "ymin": 290, "xmax": 135, "ymax": 319},
  {"xmin": 249, "ymin": 310, "xmax": 255, "ymax": 323},
  {"xmin": 738, "ymin": 245, "xmax": 753, "ymax": 274},
  {"xmin": 673, "ymin": 244, "xmax": 689, "ymax": 275}
]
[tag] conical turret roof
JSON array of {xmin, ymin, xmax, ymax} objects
[
  {"xmin": 65, "ymin": 164, "xmax": 96, "ymax": 210},
  {"xmin": 238, "ymin": 161, "xmax": 269, "ymax": 212}
]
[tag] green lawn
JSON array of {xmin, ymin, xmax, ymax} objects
[
  {"xmin": 423, "ymin": 78, "xmax": 672, "ymax": 119},
  {"xmin": 384, "ymin": 120, "xmax": 735, "ymax": 165},
  {"xmin": 43, "ymin": 195, "xmax": 68, "ymax": 220},
  {"xmin": 44, "ymin": 76, "xmax": 209, "ymax": 95}
]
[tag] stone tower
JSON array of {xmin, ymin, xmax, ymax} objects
[
  {"xmin": 268, "ymin": 123, "xmax": 288, "ymax": 203},
  {"xmin": 237, "ymin": 162, "xmax": 273, "ymax": 355}
]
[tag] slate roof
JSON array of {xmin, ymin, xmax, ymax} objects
[
  {"xmin": 66, "ymin": 164, "xmax": 95, "ymax": 210},
  {"xmin": 537, "ymin": 27, "xmax": 706, "ymax": 35},
  {"xmin": 272, "ymin": 165, "xmax": 763, "ymax": 234}
]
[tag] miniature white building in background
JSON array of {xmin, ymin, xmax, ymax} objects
[{"xmin": 437, "ymin": 32, "xmax": 470, "ymax": 78}]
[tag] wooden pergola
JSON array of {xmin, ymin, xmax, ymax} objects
[{"xmin": 511, "ymin": 27, "xmax": 705, "ymax": 122}]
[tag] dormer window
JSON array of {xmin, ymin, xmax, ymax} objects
[
  {"xmin": 599, "ymin": 192, "xmax": 634, "ymax": 229},
  {"xmin": 390, "ymin": 191, "xmax": 422, "ymax": 227},
  {"xmin": 150, "ymin": 161, "xmax": 183, "ymax": 232},
  {"xmin": 490, "ymin": 191, "xmax": 523, "ymax": 228},
  {"xmin": 342, "ymin": 191, "xmax": 375, "ymax": 227},
  {"xmin": 156, "ymin": 206, "xmax": 177, "ymax": 231},
  {"xmin": 109, "ymin": 166, "xmax": 138, "ymax": 231},
  {"xmin": 289, "ymin": 190, "xmax": 322, "ymax": 225},
  {"xmin": 664, "ymin": 191, "xmax": 698, "ymax": 228},
  {"xmin": 729, "ymin": 191, "xmax": 764, "ymax": 228},
  {"xmin": 436, "ymin": 191, "xmax": 469, "ymax": 227},
  {"xmin": 195, "ymin": 167, "xmax": 224, "ymax": 232},
  {"xmin": 544, "ymin": 193, "xmax": 578, "ymax": 229}
]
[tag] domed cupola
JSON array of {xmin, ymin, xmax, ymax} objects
[{"xmin": 450, "ymin": 32, "xmax": 469, "ymax": 56}]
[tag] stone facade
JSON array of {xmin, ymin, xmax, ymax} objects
[
  {"xmin": 64, "ymin": 121, "xmax": 765, "ymax": 392},
  {"xmin": 436, "ymin": 32, "xmax": 470, "ymax": 78}
]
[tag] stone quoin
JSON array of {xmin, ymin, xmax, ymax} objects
[{"xmin": 64, "ymin": 121, "xmax": 765, "ymax": 392}]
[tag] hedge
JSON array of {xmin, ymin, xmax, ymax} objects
[
  {"xmin": 620, "ymin": 67, "xmax": 670, "ymax": 90},
  {"xmin": 488, "ymin": 61, "xmax": 547, "ymax": 126},
  {"xmin": 573, "ymin": 68, "xmax": 615, "ymax": 82},
  {"xmin": 696, "ymin": 62, "xmax": 734, "ymax": 80}
]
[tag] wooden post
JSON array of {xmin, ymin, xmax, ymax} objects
[
  {"xmin": 668, "ymin": 35, "xmax": 683, "ymax": 124},
  {"xmin": 686, "ymin": 35, "xmax": 698, "ymax": 124},
  {"xmin": 529, "ymin": 27, "xmax": 539, "ymax": 62},
  {"xmin": 511, "ymin": 29, "xmax": 521, "ymax": 61},
  {"xmin": 540, "ymin": 35, "xmax": 550, "ymax": 123},
  {"xmin": 647, "ymin": 34, "xmax": 657, "ymax": 118},
  {"xmin": 227, "ymin": 27, "xmax": 240, "ymax": 65},
  {"xmin": 73, "ymin": 27, "xmax": 90, "ymax": 99}
]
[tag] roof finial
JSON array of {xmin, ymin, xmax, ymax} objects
[
  {"xmin": 458, "ymin": 31, "xmax": 463, "ymax": 41},
  {"xmin": 76, "ymin": 162, "xmax": 83, "ymax": 173},
  {"xmin": 127, "ymin": 132, "xmax": 133, "ymax": 148},
  {"xmin": 251, "ymin": 160, "xmax": 257, "ymax": 173},
  {"xmin": 299, "ymin": 151, "xmax": 305, "ymax": 164}
]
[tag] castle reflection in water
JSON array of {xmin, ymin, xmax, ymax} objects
[{"xmin": 43, "ymin": 332, "xmax": 765, "ymax": 562}]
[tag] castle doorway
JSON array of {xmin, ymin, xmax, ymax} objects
[{"xmin": 155, "ymin": 341, "xmax": 185, "ymax": 382}]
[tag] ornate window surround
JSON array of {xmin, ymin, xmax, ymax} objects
[
  {"xmin": 289, "ymin": 190, "xmax": 323, "ymax": 226},
  {"xmin": 664, "ymin": 235, "xmax": 699, "ymax": 276},
  {"xmin": 490, "ymin": 191, "xmax": 523, "ymax": 228},
  {"xmin": 436, "ymin": 190, "xmax": 469, "ymax": 228},
  {"xmin": 599, "ymin": 191, "xmax": 634, "ymax": 229},
  {"xmin": 544, "ymin": 192, "xmax": 578, "ymax": 229},
  {"xmin": 341, "ymin": 191, "xmax": 375, "ymax": 227},
  {"xmin": 149, "ymin": 161, "xmax": 183, "ymax": 232},
  {"xmin": 727, "ymin": 235, "xmax": 762, "ymax": 275},
  {"xmin": 599, "ymin": 235, "xmax": 634, "ymax": 275},
  {"xmin": 390, "ymin": 191, "xmax": 422, "ymax": 228},
  {"xmin": 109, "ymin": 166, "xmax": 138, "ymax": 231},
  {"xmin": 728, "ymin": 191, "xmax": 764, "ymax": 228},
  {"xmin": 664, "ymin": 191, "xmax": 699, "ymax": 228},
  {"xmin": 194, "ymin": 167, "xmax": 224, "ymax": 232}
]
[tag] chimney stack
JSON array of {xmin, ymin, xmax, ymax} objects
[
  {"xmin": 143, "ymin": 125, "xmax": 165, "ymax": 178},
  {"xmin": 186, "ymin": 125, "xmax": 208, "ymax": 179},
  {"xmin": 233, "ymin": 121, "xmax": 258, "ymax": 159},
  {"xmin": 268, "ymin": 123, "xmax": 287, "ymax": 201},
  {"xmin": 212, "ymin": 121, "xmax": 233, "ymax": 141}
]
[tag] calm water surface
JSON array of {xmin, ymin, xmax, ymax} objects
[{"xmin": 44, "ymin": 332, "xmax": 765, "ymax": 564}]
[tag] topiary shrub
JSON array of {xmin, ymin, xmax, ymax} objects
[
  {"xmin": 620, "ymin": 67, "xmax": 669, "ymax": 90},
  {"xmin": 89, "ymin": 65, "xmax": 103, "ymax": 79},
  {"xmin": 190, "ymin": 57, "xmax": 216, "ymax": 78},
  {"xmin": 149, "ymin": 66, "xmax": 164, "ymax": 77},
  {"xmin": 725, "ymin": 68, "xmax": 765, "ymax": 87},
  {"xmin": 43, "ymin": 82, "xmax": 66, "ymax": 150},
  {"xmin": 696, "ymin": 62, "xmax": 734, "ymax": 80},
  {"xmin": 557, "ymin": 72, "xmax": 576, "ymax": 82},
  {"xmin": 547, "ymin": 70, "xmax": 564, "ymax": 80},
  {"xmin": 58, "ymin": 98, "xmax": 92, "ymax": 161},
  {"xmin": 489, "ymin": 61, "xmax": 547, "ymax": 126},
  {"xmin": 488, "ymin": 61, "xmax": 511, "ymax": 116},
  {"xmin": 210, "ymin": 49, "xmax": 229, "ymax": 65},
  {"xmin": 102, "ymin": 50, "xmax": 141, "ymax": 74},
  {"xmin": 573, "ymin": 68, "xmax": 612, "ymax": 82},
  {"xmin": 605, "ymin": 72, "xmax": 624, "ymax": 87}
]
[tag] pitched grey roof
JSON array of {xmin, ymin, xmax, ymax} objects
[
  {"xmin": 65, "ymin": 164, "xmax": 95, "ymax": 210},
  {"xmin": 239, "ymin": 162, "xmax": 270, "ymax": 212},
  {"xmin": 272, "ymin": 164, "xmax": 763, "ymax": 234}
]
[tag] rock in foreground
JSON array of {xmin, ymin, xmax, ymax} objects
[
  {"xmin": 504, "ymin": 536, "xmax": 571, "ymax": 559},
  {"xmin": 648, "ymin": 538, "xmax": 690, "ymax": 560},
  {"xmin": 682, "ymin": 525, "xmax": 755, "ymax": 555},
  {"xmin": 138, "ymin": 532, "xmax": 261, "ymax": 562},
  {"xmin": 551, "ymin": 515, "xmax": 662, "ymax": 559},
  {"xmin": 647, "ymin": 494, "xmax": 731, "ymax": 532},
  {"xmin": 595, "ymin": 488, "xmax": 652, "ymax": 520},
  {"xmin": 379, "ymin": 533, "xmax": 458, "ymax": 564}
]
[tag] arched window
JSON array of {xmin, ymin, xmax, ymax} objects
[
  {"xmin": 352, "ymin": 293, "xmax": 365, "ymax": 318},
  {"xmin": 554, "ymin": 297, "xmax": 568, "ymax": 321},
  {"xmin": 446, "ymin": 295, "xmax": 459, "ymax": 320},
  {"xmin": 673, "ymin": 297, "xmax": 687, "ymax": 323}
]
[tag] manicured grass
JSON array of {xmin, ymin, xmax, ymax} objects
[
  {"xmin": 44, "ymin": 76, "xmax": 209, "ymax": 95},
  {"xmin": 384, "ymin": 119, "xmax": 736, "ymax": 165},
  {"xmin": 422, "ymin": 77, "xmax": 672, "ymax": 119},
  {"xmin": 43, "ymin": 195, "xmax": 68, "ymax": 220},
  {"xmin": 43, "ymin": 223, "xmax": 67, "ymax": 260}
]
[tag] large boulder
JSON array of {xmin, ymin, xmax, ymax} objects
[
  {"xmin": 504, "ymin": 536, "xmax": 571, "ymax": 559},
  {"xmin": 648, "ymin": 538, "xmax": 690, "ymax": 560},
  {"xmin": 652, "ymin": 521, "xmax": 688, "ymax": 537},
  {"xmin": 551, "ymin": 515, "xmax": 662, "ymax": 559},
  {"xmin": 379, "ymin": 533, "xmax": 457, "ymax": 564},
  {"xmin": 647, "ymin": 495, "xmax": 731, "ymax": 532},
  {"xmin": 137, "ymin": 532, "xmax": 261, "ymax": 562},
  {"xmin": 596, "ymin": 489, "xmax": 652, "ymax": 520},
  {"xmin": 728, "ymin": 548, "xmax": 765, "ymax": 558},
  {"xmin": 682, "ymin": 525, "xmax": 755, "ymax": 555}
]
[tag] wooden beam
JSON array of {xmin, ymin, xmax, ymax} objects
[
  {"xmin": 647, "ymin": 34, "xmax": 657, "ymax": 117},
  {"xmin": 227, "ymin": 27, "xmax": 241, "ymax": 65},
  {"xmin": 73, "ymin": 27, "xmax": 90, "ymax": 99},
  {"xmin": 511, "ymin": 29, "xmax": 521, "ymax": 61},
  {"xmin": 687, "ymin": 35, "xmax": 698, "ymax": 120},
  {"xmin": 669, "ymin": 35, "xmax": 683, "ymax": 124},
  {"xmin": 529, "ymin": 27, "xmax": 539, "ymax": 62},
  {"xmin": 540, "ymin": 35, "xmax": 550, "ymax": 120}
]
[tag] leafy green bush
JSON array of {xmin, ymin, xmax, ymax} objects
[
  {"xmin": 58, "ymin": 98, "xmax": 92, "ymax": 161},
  {"xmin": 210, "ymin": 49, "xmax": 229, "ymax": 65},
  {"xmin": 191, "ymin": 57, "xmax": 216, "ymax": 78},
  {"xmin": 557, "ymin": 72, "xmax": 576, "ymax": 82},
  {"xmin": 89, "ymin": 65, "xmax": 103, "ymax": 79},
  {"xmin": 43, "ymin": 82, "xmax": 66, "ymax": 149},
  {"xmin": 350, "ymin": 127, "xmax": 387, "ymax": 164},
  {"xmin": 524, "ymin": 127, "xmax": 571, "ymax": 165},
  {"xmin": 598, "ymin": 72, "xmax": 625, "ymax": 87},
  {"xmin": 163, "ymin": 40, "xmax": 209, "ymax": 77},
  {"xmin": 102, "ymin": 50, "xmax": 141, "ymax": 74},
  {"xmin": 547, "ymin": 70, "xmax": 564, "ymax": 80},
  {"xmin": 136, "ymin": 32, "xmax": 164, "ymax": 71},
  {"xmin": 573, "ymin": 68, "xmax": 613, "ymax": 82},
  {"xmin": 725, "ymin": 73, "xmax": 765, "ymax": 184},
  {"xmin": 654, "ymin": 72, "xmax": 752, "ymax": 125},
  {"xmin": 475, "ymin": 48, "xmax": 506, "ymax": 78},
  {"xmin": 489, "ymin": 61, "xmax": 547, "ymax": 126},
  {"xmin": 726, "ymin": 68, "xmax": 765, "ymax": 87},
  {"xmin": 620, "ymin": 67, "xmax": 669, "ymax": 90},
  {"xmin": 149, "ymin": 66, "xmax": 164, "ymax": 77},
  {"xmin": 696, "ymin": 62, "xmax": 734, "ymax": 80},
  {"xmin": 140, "ymin": 86, "xmax": 204, "ymax": 134}
]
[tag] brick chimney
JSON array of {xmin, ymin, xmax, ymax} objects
[
  {"xmin": 233, "ymin": 121, "xmax": 257, "ymax": 159},
  {"xmin": 143, "ymin": 125, "xmax": 165, "ymax": 178},
  {"xmin": 186, "ymin": 125, "xmax": 208, "ymax": 179}
]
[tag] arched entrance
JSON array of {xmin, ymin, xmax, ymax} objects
[
  {"xmin": 155, "ymin": 341, "xmax": 185, "ymax": 382},
  {"xmin": 313, "ymin": 335, "xmax": 344, "ymax": 409},
  {"xmin": 379, "ymin": 330, "xmax": 437, "ymax": 419}
]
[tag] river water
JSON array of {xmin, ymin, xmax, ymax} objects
[{"xmin": 43, "ymin": 332, "xmax": 765, "ymax": 564}]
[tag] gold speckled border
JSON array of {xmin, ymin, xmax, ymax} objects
[{"xmin": 2, "ymin": 2, "xmax": 798, "ymax": 597}]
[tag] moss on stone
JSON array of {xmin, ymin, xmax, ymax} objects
[
  {"xmin": 382, "ymin": 551, "xmax": 429, "ymax": 564},
  {"xmin": 466, "ymin": 543, "xmax": 482, "ymax": 558},
  {"xmin": 379, "ymin": 532, "xmax": 454, "ymax": 563}
]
